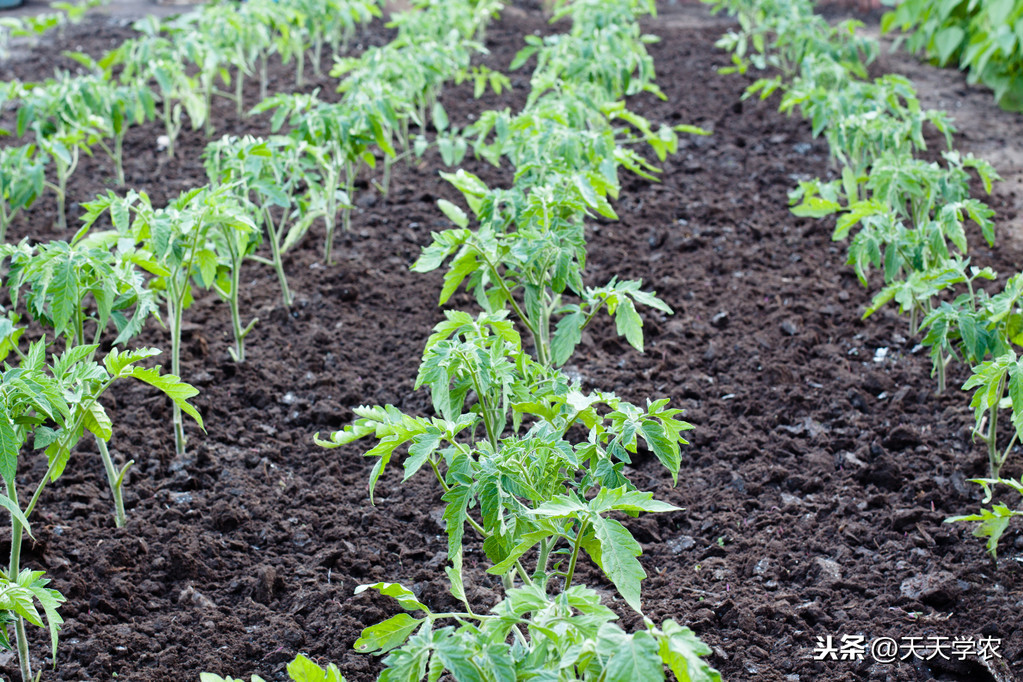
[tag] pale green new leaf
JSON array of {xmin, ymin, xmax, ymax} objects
[
  {"xmin": 286, "ymin": 654, "xmax": 345, "ymax": 682},
  {"xmin": 659, "ymin": 620, "xmax": 722, "ymax": 682},
  {"xmin": 354, "ymin": 582, "xmax": 430, "ymax": 613},
  {"xmin": 355, "ymin": 614, "xmax": 425, "ymax": 655}
]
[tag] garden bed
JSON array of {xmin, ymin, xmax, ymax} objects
[{"xmin": 0, "ymin": 2, "xmax": 1020, "ymax": 680}]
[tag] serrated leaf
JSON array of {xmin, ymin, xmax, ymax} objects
[
  {"xmin": 659, "ymin": 620, "xmax": 721, "ymax": 682},
  {"xmin": 615, "ymin": 298, "xmax": 644, "ymax": 352},
  {"xmin": 599, "ymin": 626, "xmax": 664, "ymax": 682},
  {"xmin": 354, "ymin": 613, "xmax": 425, "ymax": 656},
  {"xmin": 355, "ymin": 582, "xmax": 430, "ymax": 613},
  {"xmin": 590, "ymin": 515, "xmax": 645, "ymax": 613},
  {"xmin": 82, "ymin": 400, "xmax": 112, "ymax": 441},
  {"xmin": 0, "ymin": 418, "xmax": 20, "ymax": 486},
  {"xmin": 126, "ymin": 366, "xmax": 203, "ymax": 429}
]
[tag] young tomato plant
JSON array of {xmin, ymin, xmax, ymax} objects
[
  {"xmin": 105, "ymin": 34, "xmax": 208, "ymax": 159},
  {"xmin": 414, "ymin": 171, "xmax": 672, "ymax": 366},
  {"xmin": 202, "ymin": 653, "xmax": 345, "ymax": 682},
  {"xmin": 0, "ymin": 343, "xmax": 201, "ymax": 682},
  {"xmin": 315, "ymin": 311, "xmax": 716, "ymax": 680},
  {"xmin": 82, "ymin": 186, "xmax": 250, "ymax": 455},
  {"xmin": 0, "ymin": 145, "xmax": 45, "ymax": 242},
  {"xmin": 1, "ymin": 230, "xmax": 161, "ymax": 526},
  {"xmin": 17, "ymin": 76, "xmax": 111, "ymax": 230},
  {"xmin": 204, "ymin": 134, "xmax": 322, "ymax": 309},
  {"xmin": 253, "ymin": 93, "xmax": 389, "ymax": 264},
  {"xmin": 947, "ymin": 476, "xmax": 1023, "ymax": 559}
]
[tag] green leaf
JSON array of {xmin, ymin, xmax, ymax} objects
[
  {"xmin": 659, "ymin": 620, "xmax": 721, "ymax": 682},
  {"xmin": 286, "ymin": 654, "xmax": 341, "ymax": 682},
  {"xmin": 431, "ymin": 102, "xmax": 449, "ymax": 133},
  {"xmin": 486, "ymin": 530, "xmax": 550, "ymax": 575},
  {"xmin": 791, "ymin": 197, "xmax": 841, "ymax": 218},
  {"xmin": 0, "ymin": 418, "xmax": 20, "ymax": 486},
  {"xmin": 436, "ymin": 199, "xmax": 469, "ymax": 229},
  {"xmin": 599, "ymin": 626, "xmax": 664, "ymax": 682},
  {"xmin": 589, "ymin": 515, "xmax": 646, "ymax": 613},
  {"xmin": 354, "ymin": 582, "xmax": 430, "ymax": 613},
  {"xmin": 442, "ymin": 484, "xmax": 472, "ymax": 559},
  {"xmin": 82, "ymin": 400, "xmax": 113, "ymax": 441},
  {"xmin": 434, "ymin": 636, "xmax": 483, "ymax": 682},
  {"xmin": 591, "ymin": 486, "xmax": 681, "ymax": 515},
  {"xmin": 615, "ymin": 298, "xmax": 644, "ymax": 352},
  {"xmin": 947, "ymin": 503, "xmax": 1017, "ymax": 559},
  {"xmin": 354, "ymin": 614, "xmax": 423, "ymax": 655},
  {"xmin": 934, "ymin": 26, "xmax": 964, "ymax": 64},
  {"xmin": 126, "ymin": 366, "xmax": 203, "ymax": 430},
  {"xmin": 639, "ymin": 421, "xmax": 680, "ymax": 484},
  {"xmin": 0, "ymin": 492, "xmax": 32, "ymax": 540}
]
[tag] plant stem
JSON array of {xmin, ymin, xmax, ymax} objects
[
  {"xmin": 169, "ymin": 290, "xmax": 186, "ymax": 456},
  {"xmin": 235, "ymin": 67, "xmax": 245, "ymax": 118},
  {"xmin": 259, "ymin": 54, "xmax": 268, "ymax": 102},
  {"xmin": 96, "ymin": 437, "xmax": 127, "ymax": 528},
  {"xmin": 534, "ymin": 537, "xmax": 552, "ymax": 582},
  {"xmin": 7, "ymin": 479, "xmax": 30, "ymax": 682},
  {"xmin": 164, "ymin": 98, "xmax": 175, "ymax": 159},
  {"xmin": 563, "ymin": 519, "xmax": 589, "ymax": 591},
  {"xmin": 203, "ymin": 74, "xmax": 215, "ymax": 138},
  {"xmin": 988, "ymin": 376, "xmax": 1005, "ymax": 478},
  {"xmin": 936, "ymin": 354, "xmax": 948, "ymax": 395},
  {"xmin": 265, "ymin": 207, "xmax": 293, "ymax": 306},
  {"xmin": 468, "ymin": 365, "xmax": 498, "ymax": 449},
  {"xmin": 114, "ymin": 133, "xmax": 125, "ymax": 187},
  {"xmin": 56, "ymin": 168, "xmax": 68, "ymax": 231}
]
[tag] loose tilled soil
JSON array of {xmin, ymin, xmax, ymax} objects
[{"xmin": 0, "ymin": 2, "xmax": 1021, "ymax": 680}]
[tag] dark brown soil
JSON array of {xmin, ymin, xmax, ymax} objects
[{"xmin": 0, "ymin": 2, "xmax": 1020, "ymax": 681}]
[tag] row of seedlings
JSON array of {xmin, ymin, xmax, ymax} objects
[
  {"xmin": 0, "ymin": 0, "xmax": 499, "ymax": 676},
  {"xmin": 0, "ymin": 0, "xmax": 383, "ymax": 234},
  {"xmin": 707, "ymin": 0, "xmax": 1023, "ymax": 557},
  {"xmin": 276, "ymin": 0, "xmax": 725, "ymax": 679}
]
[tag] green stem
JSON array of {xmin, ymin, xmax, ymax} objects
[
  {"xmin": 114, "ymin": 133, "xmax": 125, "ymax": 187},
  {"xmin": 235, "ymin": 67, "xmax": 245, "ymax": 118},
  {"xmin": 222, "ymin": 230, "xmax": 254, "ymax": 361},
  {"xmin": 13, "ymin": 617, "xmax": 29, "ymax": 682},
  {"xmin": 988, "ymin": 376, "xmax": 1005, "ymax": 478},
  {"xmin": 169, "ymin": 292, "xmax": 185, "ymax": 456},
  {"xmin": 259, "ymin": 54, "xmax": 268, "ymax": 102},
  {"xmin": 203, "ymin": 73, "xmax": 215, "ymax": 138},
  {"xmin": 0, "ymin": 202, "xmax": 11, "ymax": 242},
  {"xmin": 96, "ymin": 437, "xmax": 127, "ymax": 528},
  {"xmin": 998, "ymin": 431, "xmax": 1019, "ymax": 476},
  {"xmin": 164, "ymin": 98, "xmax": 176, "ymax": 159},
  {"xmin": 534, "ymin": 537, "xmax": 552, "ymax": 582},
  {"xmin": 429, "ymin": 458, "xmax": 450, "ymax": 493},
  {"xmin": 563, "ymin": 519, "xmax": 589, "ymax": 591},
  {"xmin": 382, "ymin": 156, "xmax": 393, "ymax": 198},
  {"xmin": 477, "ymin": 250, "xmax": 537, "ymax": 341},
  {"xmin": 7, "ymin": 479, "xmax": 30, "ymax": 682},
  {"xmin": 53, "ymin": 159, "xmax": 70, "ymax": 231},
  {"xmin": 467, "ymin": 365, "xmax": 498, "ymax": 449},
  {"xmin": 265, "ymin": 207, "xmax": 293, "ymax": 306}
]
